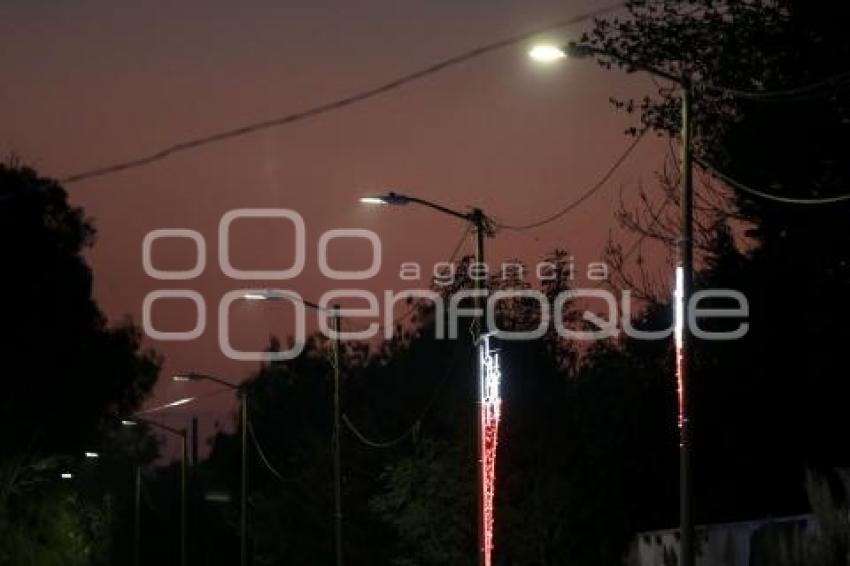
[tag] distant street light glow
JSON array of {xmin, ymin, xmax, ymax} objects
[
  {"xmin": 138, "ymin": 396, "xmax": 197, "ymax": 415},
  {"xmin": 161, "ymin": 397, "xmax": 195, "ymax": 409},
  {"xmin": 61, "ymin": 472, "xmax": 73, "ymax": 479},
  {"xmin": 241, "ymin": 290, "xmax": 297, "ymax": 302},
  {"xmin": 358, "ymin": 192, "xmax": 410, "ymax": 206},
  {"xmin": 529, "ymin": 44, "xmax": 566, "ymax": 62},
  {"xmin": 84, "ymin": 452, "xmax": 99, "ymax": 459}
]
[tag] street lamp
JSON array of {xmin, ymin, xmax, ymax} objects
[
  {"xmin": 238, "ymin": 291, "xmax": 344, "ymax": 566},
  {"xmin": 241, "ymin": 289, "xmax": 324, "ymax": 312},
  {"xmin": 529, "ymin": 41, "xmax": 696, "ymax": 566},
  {"xmin": 174, "ymin": 372, "xmax": 249, "ymax": 566},
  {"xmin": 123, "ymin": 416, "xmax": 189, "ymax": 566},
  {"xmin": 149, "ymin": 396, "xmax": 195, "ymax": 410},
  {"xmin": 361, "ymin": 191, "xmax": 498, "ymax": 566},
  {"xmin": 528, "ymin": 44, "xmax": 567, "ymax": 63}
]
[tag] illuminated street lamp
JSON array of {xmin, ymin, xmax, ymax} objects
[
  {"xmin": 529, "ymin": 40, "xmax": 696, "ymax": 566},
  {"xmin": 153, "ymin": 396, "xmax": 195, "ymax": 410},
  {"xmin": 84, "ymin": 451, "xmax": 99, "ymax": 459},
  {"xmin": 173, "ymin": 372, "xmax": 248, "ymax": 566},
  {"xmin": 241, "ymin": 289, "xmax": 323, "ymax": 311},
  {"xmin": 358, "ymin": 192, "xmax": 411, "ymax": 206},
  {"xmin": 123, "ymin": 416, "xmax": 188, "ymax": 566},
  {"xmin": 528, "ymin": 44, "xmax": 567, "ymax": 62},
  {"xmin": 236, "ymin": 291, "xmax": 343, "ymax": 566},
  {"xmin": 361, "ymin": 191, "xmax": 501, "ymax": 566}
]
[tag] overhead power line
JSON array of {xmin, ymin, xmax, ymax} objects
[
  {"xmin": 247, "ymin": 419, "xmax": 312, "ymax": 482},
  {"xmin": 339, "ymin": 222, "xmax": 470, "ymax": 335},
  {"xmin": 343, "ymin": 338, "xmax": 465, "ymax": 449},
  {"xmin": 342, "ymin": 414, "xmax": 415, "ymax": 449},
  {"xmin": 494, "ymin": 129, "xmax": 648, "ymax": 231},
  {"xmin": 60, "ymin": 3, "xmax": 627, "ymax": 185},
  {"xmin": 384, "ymin": 222, "xmax": 471, "ymax": 328},
  {"xmin": 696, "ymin": 157, "xmax": 850, "ymax": 205},
  {"xmin": 706, "ymin": 70, "xmax": 850, "ymax": 100}
]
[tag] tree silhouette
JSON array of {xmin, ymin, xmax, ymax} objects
[{"xmin": 0, "ymin": 161, "xmax": 159, "ymax": 564}]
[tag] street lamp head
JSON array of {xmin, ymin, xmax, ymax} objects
[
  {"xmin": 359, "ymin": 192, "xmax": 410, "ymax": 206},
  {"xmin": 60, "ymin": 472, "xmax": 73, "ymax": 479},
  {"xmin": 161, "ymin": 397, "xmax": 195, "ymax": 409},
  {"xmin": 84, "ymin": 451, "xmax": 99, "ymax": 459},
  {"xmin": 529, "ymin": 44, "xmax": 566, "ymax": 62},
  {"xmin": 564, "ymin": 41, "xmax": 595, "ymax": 59},
  {"xmin": 242, "ymin": 292, "xmax": 269, "ymax": 300},
  {"xmin": 241, "ymin": 289, "xmax": 296, "ymax": 302},
  {"xmin": 529, "ymin": 42, "xmax": 594, "ymax": 63}
]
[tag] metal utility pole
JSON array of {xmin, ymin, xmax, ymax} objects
[
  {"xmin": 332, "ymin": 307, "xmax": 343, "ymax": 566},
  {"xmin": 196, "ymin": 295, "xmax": 338, "ymax": 566},
  {"xmin": 471, "ymin": 208, "xmax": 488, "ymax": 566},
  {"xmin": 173, "ymin": 372, "xmax": 248, "ymax": 566},
  {"xmin": 124, "ymin": 417, "xmax": 187, "ymax": 566},
  {"xmin": 241, "ymin": 390, "xmax": 249, "ymax": 566},
  {"xmin": 134, "ymin": 464, "xmax": 141, "ymax": 566},
  {"xmin": 678, "ymin": 80, "xmax": 695, "ymax": 566},
  {"xmin": 360, "ymin": 193, "xmax": 496, "ymax": 566},
  {"xmin": 180, "ymin": 429, "xmax": 188, "ymax": 566},
  {"xmin": 529, "ymin": 44, "xmax": 697, "ymax": 566}
]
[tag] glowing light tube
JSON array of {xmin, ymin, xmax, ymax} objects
[
  {"xmin": 674, "ymin": 265, "xmax": 685, "ymax": 441},
  {"xmin": 479, "ymin": 334, "xmax": 502, "ymax": 566}
]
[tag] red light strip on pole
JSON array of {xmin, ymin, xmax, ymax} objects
[{"xmin": 479, "ymin": 334, "xmax": 502, "ymax": 566}]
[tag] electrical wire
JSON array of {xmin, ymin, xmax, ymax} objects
[
  {"xmin": 696, "ymin": 157, "xmax": 850, "ymax": 205},
  {"xmin": 342, "ymin": 414, "xmax": 415, "ymax": 449},
  {"xmin": 247, "ymin": 419, "xmax": 310, "ymax": 482},
  {"xmin": 705, "ymin": 70, "xmax": 850, "ymax": 100},
  {"xmin": 493, "ymin": 129, "xmax": 648, "ymax": 231},
  {"xmin": 247, "ymin": 419, "xmax": 287, "ymax": 481},
  {"xmin": 340, "ymin": 222, "xmax": 471, "ymax": 335},
  {"xmin": 342, "ymin": 337, "xmax": 465, "ymax": 449},
  {"xmin": 447, "ymin": 222, "xmax": 473, "ymax": 263},
  {"xmin": 60, "ymin": 3, "xmax": 627, "ymax": 185},
  {"xmin": 390, "ymin": 222, "xmax": 471, "ymax": 328}
]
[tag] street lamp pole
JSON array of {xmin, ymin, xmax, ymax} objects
[
  {"xmin": 360, "ymin": 193, "xmax": 493, "ymax": 566},
  {"xmin": 530, "ymin": 42, "xmax": 696, "ymax": 566},
  {"xmin": 123, "ymin": 417, "xmax": 188, "ymax": 566},
  {"xmin": 471, "ymin": 208, "xmax": 488, "ymax": 566},
  {"xmin": 173, "ymin": 372, "xmax": 248, "ymax": 566},
  {"xmin": 678, "ymin": 80, "xmax": 694, "ymax": 566},
  {"xmin": 331, "ymin": 307, "xmax": 344, "ymax": 566},
  {"xmin": 236, "ymin": 292, "xmax": 344, "ymax": 566},
  {"xmin": 240, "ymin": 388, "xmax": 248, "ymax": 566},
  {"xmin": 181, "ymin": 429, "xmax": 188, "ymax": 566},
  {"xmin": 134, "ymin": 463, "xmax": 141, "ymax": 566}
]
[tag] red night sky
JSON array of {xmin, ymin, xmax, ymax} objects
[{"xmin": 1, "ymin": 0, "xmax": 669, "ymax": 459}]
